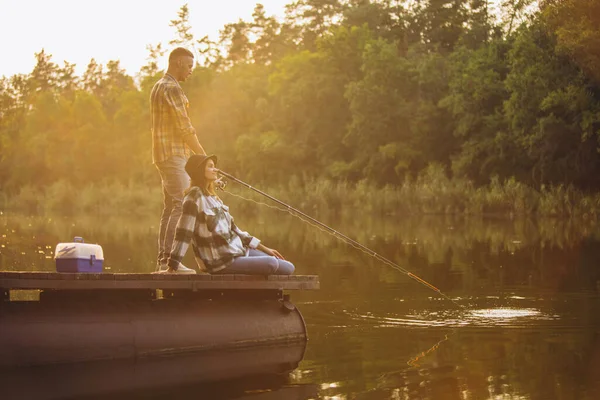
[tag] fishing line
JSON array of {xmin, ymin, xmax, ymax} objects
[
  {"xmin": 406, "ymin": 332, "xmax": 453, "ymax": 367},
  {"xmin": 216, "ymin": 169, "xmax": 464, "ymax": 309}
]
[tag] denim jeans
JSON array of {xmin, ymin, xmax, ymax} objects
[
  {"xmin": 222, "ymin": 249, "xmax": 295, "ymax": 275},
  {"xmin": 155, "ymin": 156, "xmax": 190, "ymax": 266}
]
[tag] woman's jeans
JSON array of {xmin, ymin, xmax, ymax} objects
[
  {"xmin": 155, "ymin": 156, "xmax": 190, "ymax": 268},
  {"xmin": 223, "ymin": 249, "xmax": 295, "ymax": 275}
]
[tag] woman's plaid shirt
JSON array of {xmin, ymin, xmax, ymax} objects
[
  {"xmin": 150, "ymin": 73, "xmax": 195, "ymax": 164},
  {"xmin": 167, "ymin": 187, "xmax": 261, "ymax": 272}
]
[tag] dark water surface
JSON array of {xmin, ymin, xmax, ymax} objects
[{"xmin": 2, "ymin": 206, "xmax": 600, "ymax": 399}]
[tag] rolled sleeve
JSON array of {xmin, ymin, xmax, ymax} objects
[
  {"xmin": 231, "ymin": 218, "xmax": 260, "ymax": 248},
  {"xmin": 248, "ymin": 237, "xmax": 260, "ymax": 249}
]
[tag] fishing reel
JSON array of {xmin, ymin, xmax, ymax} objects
[{"xmin": 215, "ymin": 177, "xmax": 228, "ymax": 191}]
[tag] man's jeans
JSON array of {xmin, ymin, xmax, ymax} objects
[
  {"xmin": 221, "ymin": 249, "xmax": 295, "ymax": 275},
  {"xmin": 155, "ymin": 156, "xmax": 190, "ymax": 267}
]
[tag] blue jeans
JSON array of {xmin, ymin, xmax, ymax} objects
[
  {"xmin": 155, "ymin": 156, "xmax": 190, "ymax": 266},
  {"xmin": 222, "ymin": 249, "xmax": 295, "ymax": 275}
]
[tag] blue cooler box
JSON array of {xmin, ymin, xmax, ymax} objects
[{"xmin": 55, "ymin": 237, "xmax": 104, "ymax": 273}]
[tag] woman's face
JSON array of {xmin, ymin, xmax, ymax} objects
[{"xmin": 204, "ymin": 159, "xmax": 218, "ymax": 182}]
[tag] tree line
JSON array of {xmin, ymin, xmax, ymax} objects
[{"xmin": 1, "ymin": 0, "xmax": 600, "ymax": 209}]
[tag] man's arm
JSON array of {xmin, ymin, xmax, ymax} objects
[
  {"xmin": 183, "ymin": 132, "xmax": 206, "ymax": 155},
  {"xmin": 165, "ymin": 86, "xmax": 206, "ymax": 155}
]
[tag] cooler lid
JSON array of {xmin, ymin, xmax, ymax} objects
[{"xmin": 55, "ymin": 237, "xmax": 104, "ymax": 260}]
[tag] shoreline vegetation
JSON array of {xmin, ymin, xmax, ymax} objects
[
  {"xmin": 2, "ymin": 165, "xmax": 600, "ymax": 219},
  {"xmin": 2, "ymin": 3, "xmax": 600, "ymax": 224}
]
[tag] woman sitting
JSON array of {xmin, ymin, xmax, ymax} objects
[{"xmin": 162, "ymin": 154, "xmax": 295, "ymax": 275}]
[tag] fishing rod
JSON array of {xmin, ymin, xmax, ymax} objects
[{"xmin": 216, "ymin": 169, "xmax": 463, "ymax": 308}]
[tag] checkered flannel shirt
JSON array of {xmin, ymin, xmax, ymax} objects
[
  {"xmin": 150, "ymin": 73, "xmax": 195, "ymax": 164},
  {"xmin": 167, "ymin": 187, "xmax": 261, "ymax": 273}
]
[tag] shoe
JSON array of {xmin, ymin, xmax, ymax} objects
[
  {"xmin": 160, "ymin": 264, "xmax": 197, "ymax": 275},
  {"xmin": 152, "ymin": 262, "xmax": 169, "ymax": 274}
]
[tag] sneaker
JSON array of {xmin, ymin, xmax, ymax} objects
[
  {"xmin": 152, "ymin": 262, "xmax": 169, "ymax": 274},
  {"xmin": 160, "ymin": 264, "xmax": 197, "ymax": 275}
]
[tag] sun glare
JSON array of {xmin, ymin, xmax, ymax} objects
[
  {"xmin": 469, "ymin": 308, "xmax": 542, "ymax": 319},
  {"xmin": 0, "ymin": 0, "xmax": 288, "ymax": 77}
]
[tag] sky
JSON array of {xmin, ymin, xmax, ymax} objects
[{"xmin": 0, "ymin": 0, "xmax": 289, "ymax": 79}]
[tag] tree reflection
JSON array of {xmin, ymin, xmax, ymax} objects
[{"xmin": 2, "ymin": 211, "xmax": 600, "ymax": 399}]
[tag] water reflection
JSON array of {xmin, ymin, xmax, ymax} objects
[
  {"xmin": 344, "ymin": 307, "xmax": 561, "ymax": 329},
  {"xmin": 2, "ymin": 344, "xmax": 311, "ymax": 400},
  {"xmin": 2, "ymin": 211, "xmax": 600, "ymax": 399},
  {"xmin": 469, "ymin": 307, "xmax": 544, "ymax": 320}
]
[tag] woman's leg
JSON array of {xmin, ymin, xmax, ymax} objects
[
  {"xmin": 274, "ymin": 258, "xmax": 295, "ymax": 275},
  {"xmin": 224, "ymin": 253, "xmax": 278, "ymax": 275},
  {"xmin": 223, "ymin": 249, "xmax": 295, "ymax": 275},
  {"xmin": 248, "ymin": 249, "xmax": 295, "ymax": 275}
]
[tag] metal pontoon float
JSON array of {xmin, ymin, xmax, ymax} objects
[{"xmin": 0, "ymin": 272, "xmax": 319, "ymax": 368}]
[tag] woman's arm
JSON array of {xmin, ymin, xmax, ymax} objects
[
  {"xmin": 257, "ymin": 243, "xmax": 285, "ymax": 260},
  {"xmin": 231, "ymin": 217, "xmax": 260, "ymax": 249}
]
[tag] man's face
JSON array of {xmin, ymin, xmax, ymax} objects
[{"xmin": 177, "ymin": 56, "xmax": 194, "ymax": 81}]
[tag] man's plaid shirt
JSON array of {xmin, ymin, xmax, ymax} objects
[
  {"xmin": 150, "ymin": 73, "xmax": 195, "ymax": 164},
  {"xmin": 167, "ymin": 187, "xmax": 261, "ymax": 273}
]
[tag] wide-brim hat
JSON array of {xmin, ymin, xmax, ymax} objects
[{"xmin": 185, "ymin": 154, "xmax": 218, "ymax": 181}]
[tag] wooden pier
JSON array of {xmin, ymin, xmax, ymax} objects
[
  {"xmin": 0, "ymin": 271, "xmax": 320, "ymax": 294},
  {"xmin": 0, "ymin": 271, "xmax": 319, "ymax": 370}
]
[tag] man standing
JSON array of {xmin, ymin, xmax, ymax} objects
[{"xmin": 151, "ymin": 47, "xmax": 205, "ymax": 273}]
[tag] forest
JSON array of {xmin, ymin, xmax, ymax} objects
[{"xmin": 1, "ymin": 0, "xmax": 600, "ymax": 217}]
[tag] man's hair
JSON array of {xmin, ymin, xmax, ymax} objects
[{"xmin": 168, "ymin": 47, "xmax": 194, "ymax": 64}]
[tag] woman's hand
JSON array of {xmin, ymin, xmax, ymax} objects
[
  {"xmin": 263, "ymin": 246, "xmax": 285, "ymax": 260},
  {"xmin": 215, "ymin": 177, "xmax": 227, "ymax": 190}
]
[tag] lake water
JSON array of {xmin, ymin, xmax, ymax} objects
[{"xmin": 2, "ymin": 204, "xmax": 600, "ymax": 399}]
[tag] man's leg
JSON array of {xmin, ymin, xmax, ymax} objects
[
  {"xmin": 156, "ymin": 183, "xmax": 173, "ymax": 267},
  {"xmin": 155, "ymin": 156, "xmax": 190, "ymax": 269}
]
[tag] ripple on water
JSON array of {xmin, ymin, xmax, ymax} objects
[{"xmin": 342, "ymin": 306, "xmax": 562, "ymax": 329}]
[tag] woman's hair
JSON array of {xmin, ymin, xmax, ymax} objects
[
  {"xmin": 188, "ymin": 166, "xmax": 217, "ymax": 196},
  {"xmin": 185, "ymin": 156, "xmax": 219, "ymax": 197},
  {"xmin": 191, "ymin": 178, "xmax": 217, "ymax": 196}
]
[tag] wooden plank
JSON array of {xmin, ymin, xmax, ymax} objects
[
  {"xmin": 272, "ymin": 275, "xmax": 292, "ymax": 281},
  {"xmin": 0, "ymin": 278, "xmax": 318, "ymax": 291},
  {"xmin": 0, "ymin": 272, "xmax": 316, "ymax": 281},
  {"xmin": 233, "ymin": 275, "xmax": 265, "ymax": 281},
  {"xmin": 0, "ymin": 272, "xmax": 319, "ymax": 291},
  {"xmin": 212, "ymin": 274, "xmax": 234, "ymax": 281}
]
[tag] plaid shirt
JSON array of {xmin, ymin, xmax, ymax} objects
[
  {"xmin": 150, "ymin": 73, "xmax": 195, "ymax": 164},
  {"xmin": 167, "ymin": 187, "xmax": 261, "ymax": 273}
]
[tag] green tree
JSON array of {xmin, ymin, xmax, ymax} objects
[
  {"xmin": 345, "ymin": 36, "xmax": 420, "ymax": 183},
  {"xmin": 139, "ymin": 43, "xmax": 166, "ymax": 81},
  {"xmin": 504, "ymin": 22, "xmax": 600, "ymax": 187},
  {"xmin": 541, "ymin": 0, "xmax": 600, "ymax": 84},
  {"xmin": 169, "ymin": 3, "xmax": 199, "ymax": 60},
  {"xmin": 29, "ymin": 49, "xmax": 59, "ymax": 96},
  {"xmin": 418, "ymin": 0, "xmax": 468, "ymax": 53},
  {"xmin": 250, "ymin": 4, "xmax": 295, "ymax": 65},
  {"xmin": 285, "ymin": 0, "xmax": 346, "ymax": 50},
  {"xmin": 219, "ymin": 20, "xmax": 253, "ymax": 66},
  {"xmin": 440, "ymin": 40, "xmax": 511, "ymax": 183}
]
